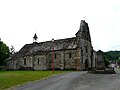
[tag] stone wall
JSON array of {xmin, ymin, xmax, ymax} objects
[
  {"xmin": 46, "ymin": 49, "xmax": 81, "ymax": 70},
  {"xmin": 76, "ymin": 30, "xmax": 93, "ymax": 70},
  {"xmin": 92, "ymin": 51, "xmax": 97, "ymax": 68},
  {"xmin": 7, "ymin": 60, "xmax": 14, "ymax": 70},
  {"xmin": 96, "ymin": 50, "xmax": 105, "ymax": 69},
  {"xmin": 33, "ymin": 55, "xmax": 46, "ymax": 70}
]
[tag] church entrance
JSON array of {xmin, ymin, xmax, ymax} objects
[{"xmin": 85, "ymin": 59, "xmax": 89, "ymax": 70}]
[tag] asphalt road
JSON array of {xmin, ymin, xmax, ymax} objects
[{"xmin": 11, "ymin": 68, "xmax": 120, "ymax": 90}]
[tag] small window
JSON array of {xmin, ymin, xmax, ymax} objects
[
  {"xmin": 85, "ymin": 46, "xmax": 88, "ymax": 53},
  {"xmin": 24, "ymin": 58, "xmax": 26, "ymax": 65},
  {"xmin": 69, "ymin": 53, "xmax": 72, "ymax": 59},
  {"xmin": 55, "ymin": 54, "xmax": 57, "ymax": 59},
  {"xmin": 38, "ymin": 58, "xmax": 39, "ymax": 65}
]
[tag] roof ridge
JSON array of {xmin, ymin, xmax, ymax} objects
[{"xmin": 38, "ymin": 37, "xmax": 76, "ymax": 44}]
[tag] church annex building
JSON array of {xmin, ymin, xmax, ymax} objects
[{"xmin": 7, "ymin": 20, "xmax": 96, "ymax": 70}]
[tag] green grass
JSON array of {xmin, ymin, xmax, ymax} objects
[{"xmin": 0, "ymin": 70, "xmax": 69, "ymax": 90}]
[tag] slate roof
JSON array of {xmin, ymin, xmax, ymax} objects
[{"xmin": 9, "ymin": 37, "xmax": 77, "ymax": 60}]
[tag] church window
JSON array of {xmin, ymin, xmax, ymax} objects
[
  {"xmin": 55, "ymin": 54, "xmax": 57, "ymax": 59},
  {"xmin": 81, "ymin": 48, "xmax": 83, "ymax": 63},
  {"xmin": 24, "ymin": 58, "xmax": 26, "ymax": 65},
  {"xmin": 85, "ymin": 46, "xmax": 88, "ymax": 53},
  {"xmin": 38, "ymin": 58, "xmax": 39, "ymax": 65},
  {"xmin": 69, "ymin": 53, "xmax": 72, "ymax": 59}
]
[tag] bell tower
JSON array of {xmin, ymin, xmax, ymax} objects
[
  {"xmin": 76, "ymin": 20, "xmax": 91, "ymax": 46},
  {"xmin": 33, "ymin": 33, "xmax": 38, "ymax": 42}
]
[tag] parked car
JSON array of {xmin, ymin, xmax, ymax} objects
[{"xmin": 108, "ymin": 64, "xmax": 115, "ymax": 68}]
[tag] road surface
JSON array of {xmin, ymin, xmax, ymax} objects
[{"xmin": 11, "ymin": 68, "xmax": 120, "ymax": 90}]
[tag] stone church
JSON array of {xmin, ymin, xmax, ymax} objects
[{"xmin": 7, "ymin": 20, "xmax": 94, "ymax": 70}]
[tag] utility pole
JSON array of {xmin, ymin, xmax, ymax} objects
[{"xmin": 52, "ymin": 38, "xmax": 54, "ymax": 74}]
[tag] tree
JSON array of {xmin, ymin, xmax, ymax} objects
[
  {"xmin": 105, "ymin": 51, "xmax": 120, "ymax": 61},
  {"xmin": 0, "ymin": 40, "xmax": 10, "ymax": 65},
  {"xmin": 118, "ymin": 59, "xmax": 120, "ymax": 65},
  {"xmin": 10, "ymin": 45, "xmax": 15, "ymax": 54},
  {"xmin": 104, "ymin": 58, "xmax": 109, "ymax": 67},
  {"xmin": 104, "ymin": 54, "xmax": 110, "ymax": 67}
]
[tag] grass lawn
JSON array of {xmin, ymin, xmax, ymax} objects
[{"xmin": 0, "ymin": 70, "xmax": 69, "ymax": 90}]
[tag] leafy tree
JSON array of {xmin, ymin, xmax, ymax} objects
[
  {"xmin": 105, "ymin": 51, "xmax": 120, "ymax": 61},
  {"xmin": 118, "ymin": 59, "xmax": 120, "ymax": 64},
  {"xmin": 104, "ymin": 57, "xmax": 109, "ymax": 67},
  {"xmin": 103, "ymin": 53, "xmax": 110, "ymax": 67},
  {"xmin": 0, "ymin": 40, "xmax": 10, "ymax": 65}
]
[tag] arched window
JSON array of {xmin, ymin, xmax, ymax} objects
[
  {"xmin": 38, "ymin": 58, "xmax": 39, "ymax": 65},
  {"xmin": 69, "ymin": 53, "xmax": 72, "ymax": 59},
  {"xmin": 85, "ymin": 46, "xmax": 88, "ymax": 53},
  {"xmin": 55, "ymin": 54, "xmax": 57, "ymax": 59},
  {"xmin": 81, "ymin": 48, "xmax": 83, "ymax": 63},
  {"xmin": 24, "ymin": 58, "xmax": 26, "ymax": 65}
]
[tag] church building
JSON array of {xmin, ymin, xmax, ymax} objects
[{"xmin": 7, "ymin": 20, "xmax": 94, "ymax": 70}]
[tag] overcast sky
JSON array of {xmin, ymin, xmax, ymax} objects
[{"xmin": 0, "ymin": 0, "xmax": 120, "ymax": 52}]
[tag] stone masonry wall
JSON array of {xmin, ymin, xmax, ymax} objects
[
  {"xmin": 33, "ymin": 55, "xmax": 46, "ymax": 70},
  {"xmin": 46, "ymin": 49, "xmax": 81, "ymax": 70}
]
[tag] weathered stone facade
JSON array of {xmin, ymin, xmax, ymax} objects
[
  {"xmin": 7, "ymin": 20, "xmax": 94, "ymax": 70},
  {"xmin": 95, "ymin": 50, "xmax": 105, "ymax": 69}
]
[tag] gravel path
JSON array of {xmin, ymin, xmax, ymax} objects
[{"xmin": 11, "ymin": 68, "xmax": 120, "ymax": 90}]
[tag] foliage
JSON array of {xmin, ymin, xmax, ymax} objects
[
  {"xmin": 101, "ymin": 52, "xmax": 110, "ymax": 67},
  {"xmin": 104, "ymin": 56, "xmax": 109, "ymax": 67},
  {"xmin": 0, "ymin": 40, "xmax": 10, "ymax": 65},
  {"xmin": 0, "ymin": 71, "xmax": 70, "ymax": 90},
  {"xmin": 104, "ymin": 51, "xmax": 120, "ymax": 61},
  {"xmin": 118, "ymin": 59, "xmax": 120, "ymax": 64}
]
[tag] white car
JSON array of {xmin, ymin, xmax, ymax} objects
[{"xmin": 108, "ymin": 64, "xmax": 115, "ymax": 68}]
